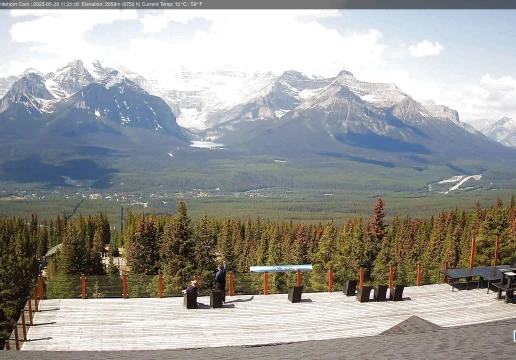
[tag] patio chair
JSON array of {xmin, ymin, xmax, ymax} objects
[
  {"xmin": 356, "ymin": 286, "xmax": 372, "ymax": 303},
  {"xmin": 374, "ymin": 285, "xmax": 388, "ymax": 302},
  {"xmin": 389, "ymin": 285, "xmax": 405, "ymax": 301},
  {"xmin": 288, "ymin": 285, "xmax": 303, "ymax": 303},
  {"xmin": 184, "ymin": 292, "xmax": 198, "ymax": 309},
  {"xmin": 343, "ymin": 280, "xmax": 358, "ymax": 297}
]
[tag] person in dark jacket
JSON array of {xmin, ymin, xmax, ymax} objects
[
  {"xmin": 215, "ymin": 261, "xmax": 227, "ymax": 302},
  {"xmin": 182, "ymin": 280, "xmax": 198, "ymax": 294}
]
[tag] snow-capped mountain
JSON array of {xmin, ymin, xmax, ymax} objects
[
  {"xmin": 333, "ymin": 70, "xmax": 408, "ymax": 109},
  {"xmin": 0, "ymin": 73, "xmax": 54, "ymax": 113},
  {"xmin": 481, "ymin": 117, "xmax": 516, "ymax": 147},
  {"xmin": 421, "ymin": 100, "xmax": 478, "ymax": 134},
  {"xmin": 0, "ymin": 62, "xmax": 188, "ymax": 145},
  {"xmin": 466, "ymin": 118, "xmax": 500, "ymax": 132},
  {"xmin": 143, "ymin": 65, "xmax": 276, "ymax": 130},
  {"xmin": 45, "ymin": 60, "xmax": 95, "ymax": 98},
  {"xmin": 50, "ymin": 70, "xmax": 187, "ymax": 138}
]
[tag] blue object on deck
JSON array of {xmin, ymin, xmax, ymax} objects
[{"xmin": 249, "ymin": 265, "xmax": 313, "ymax": 273}]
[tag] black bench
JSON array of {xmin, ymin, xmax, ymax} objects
[
  {"xmin": 184, "ymin": 292, "xmax": 197, "ymax": 309},
  {"xmin": 343, "ymin": 280, "xmax": 358, "ymax": 297},
  {"xmin": 288, "ymin": 285, "xmax": 303, "ymax": 303},
  {"xmin": 389, "ymin": 285, "xmax": 405, "ymax": 301},
  {"xmin": 210, "ymin": 290, "xmax": 223, "ymax": 308},
  {"xmin": 374, "ymin": 285, "xmax": 388, "ymax": 302},
  {"xmin": 356, "ymin": 286, "xmax": 372, "ymax": 303}
]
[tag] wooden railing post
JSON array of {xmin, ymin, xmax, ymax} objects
[
  {"xmin": 81, "ymin": 275, "xmax": 86, "ymax": 299},
  {"xmin": 494, "ymin": 235, "xmax": 500, "ymax": 267},
  {"xmin": 21, "ymin": 311, "xmax": 27, "ymax": 342},
  {"xmin": 4, "ymin": 339, "xmax": 10, "ymax": 350},
  {"xmin": 328, "ymin": 269, "xmax": 333, "ymax": 292},
  {"xmin": 359, "ymin": 267, "xmax": 365, "ymax": 290},
  {"xmin": 122, "ymin": 274, "xmax": 128, "ymax": 299},
  {"xmin": 229, "ymin": 273, "xmax": 234, "ymax": 296},
  {"xmin": 443, "ymin": 262, "xmax": 448, "ymax": 284},
  {"xmin": 389, "ymin": 266, "xmax": 394, "ymax": 288},
  {"xmin": 417, "ymin": 264, "xmax": 422, "ymax": 286},
  {"xmin": 33, "ymin": 288, "xmax": 38, "ymax": 312},
  {"xmin": 38, "ymin": 275, "xmax": 44, "ymax": 300},
  {"xmin": 14, "ymin": 325, "xmax": 20, "ymax": 350},
  {"xmin": 470, "ymin": 236, "xmax": 476, "ymax": 269},
  {"xmin": 296, "ymin": 270, "xmax": 301, "ymax": 287},
  {"xmin": 28, "ymin": 299, "xmax": 34, "ymax": 326},
  {"xmin": 158, "ymin": 274, "xmax": 163, "ymax": 299},
  {"xmin": 264, "ymin": 272, "xmax": 269, "ymax": 295}
]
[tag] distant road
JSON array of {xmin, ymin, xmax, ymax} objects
[{"xmin": 2, "ymin": 317, "xmax": 515, "ymax": 360}]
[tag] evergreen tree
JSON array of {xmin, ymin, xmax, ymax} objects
[
  {"xmin": 365, "ymin": 198, "xmax": 387, "ymax": 276},
  {"xmin": 128, "ymin": 216, "xmax": 159, "ymax": 275}
]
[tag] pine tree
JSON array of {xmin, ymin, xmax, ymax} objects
[
  {"xmin": 128, "ymin": 216, "xmax": 159, "ymax": 275},
  {"xmin": 365, "ymin": 198, "xmax": 387, "ymax": 276}
]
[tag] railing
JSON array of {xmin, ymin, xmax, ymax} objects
[
  {"xmin": 39, "ymin": 263, "xmax": 434, "ymax": 301},
  {"xmin": 3, "ymin": 262, "xmax": 456, "ymax": 350},
  {"xmin": 4, "ymin": 282, "xmax": 41, "ymax": 351}
]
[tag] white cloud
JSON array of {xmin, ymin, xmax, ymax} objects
[
  {"xmin": 6, "ymin": 10, "xmax": 387, "ymax": 80},
  {"xmin": 413, "ymin": 74, "xmax": 516, "ymax": 122},
  {"xmin": 132, "ymin": 10, "xmax": 387, "ymax": 79},
  {"xmin": 7, "ymin": 10, "xmax": 138, "ymax": 74},
  {"xmin": 408, "ymin": 40, "xmax": 444, "ymax": 57}
]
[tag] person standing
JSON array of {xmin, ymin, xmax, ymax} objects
[{"xmin": 215, "ymin": 261, "xmax": 227, "ymax": 303}]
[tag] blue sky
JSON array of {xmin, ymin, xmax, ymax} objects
[{"xmin": 0, "ymin": 9, "xmax": 515, "ymax": 121}]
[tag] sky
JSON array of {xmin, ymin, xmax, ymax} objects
[{"xmin": 0, "ymin": 9, "xmax": 515, "ymax": 122}]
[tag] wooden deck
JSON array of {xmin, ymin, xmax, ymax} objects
[{"xmin": 22, "ymin": 284, "xmax": 516, "ymax": 351}]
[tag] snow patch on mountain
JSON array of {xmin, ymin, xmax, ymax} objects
[
  {"xmin": 44, "ymin": 78, "xmax": 68, "ymax": 99},
  {"xmin": 429, "ymin": 174, "xmax": 483, "ymax": 194},
  {"xmin": 103, "ymin": 72, "xmax": 126, "ymax": 89},
  {"xmin": 481, "ymin": 117, "xmax": 516, "ymax": 147}
]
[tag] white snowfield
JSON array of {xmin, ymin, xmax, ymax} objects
[{"xmin": 430, "ymin": 174, "xmax": 483, "ymax": 194}]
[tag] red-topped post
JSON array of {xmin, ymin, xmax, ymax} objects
[
  {"xmin": 194, "ymin": 274, "xmax": 199, "ymax": 283},
  {"xmin": 389, "ymin": 266, "xmax": 394, "ymax": 289},
  {"xmin": 21, "ymin": 311, "xmax": 27, "ymax": 341},
  {"xmin": 443, "ymin": 262, "xmax": 448, "ymax": 284},
  {"xmin": 359, "ymin": 267, "xmax": 365, "ymax": 290},
  {"xmin": 296, "ymin": 270, "xmax": 301, "ymax": 287},
  {"xmin": 264, "ymin": 272, "xmax": 269, "ymax": 295},
  {"xmin": 122, "ymin": 274, "xmax": 128, "ymax": 299},
  {"xmin": 81, "ymin": 275, "xmax": 86, "ymax": 299},
  {"xmin": 28, "ymin": 299, "xmax": 34, "ymax": 326},
  {"xmin": 470, "ymin": 236, "xmax": 476, "ymax": 269},
  {"xmin": 4, "ymin": 340, "xmax": 10, "ymax": 350},
  {"xmin": 229, "ymin": 273, "xmax": 234, "ymax": 296},
  {"xmin": 14, "ymin": 325, "xmax": 20, "ymax": 350},
  {"xmin": 417, "ymin": 264, "xmax": 422, "ymax": 286},
  {"xmin": 38, "ymin": 275, "xmax": 44, "ymax": 300},
  {"xmin": 33, "ymin": 288, "xmax": 38, "ymax": 312},
  {"xmin": 494, "ymin": 235, "xmax": 500, "ymax": 267},
  {"xmin": 328, "ymin": 269, "xmax": 333, "ymax": 292},
  {"xmin": 158, "ymin": 274, "xmax": 163, "ymax": 299}
]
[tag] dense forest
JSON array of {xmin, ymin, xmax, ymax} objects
[{"xmin": 2, "ymin": 196, "xmax": 516, "ymax": 348}]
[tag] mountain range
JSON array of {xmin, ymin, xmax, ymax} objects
[
  {"xmin": 0, "ymin": 59, "xmax": 515, "ymax": 191},
  {"xmin": 468, "ymin": 117, "xmax": 516, "ymax": 147}
]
